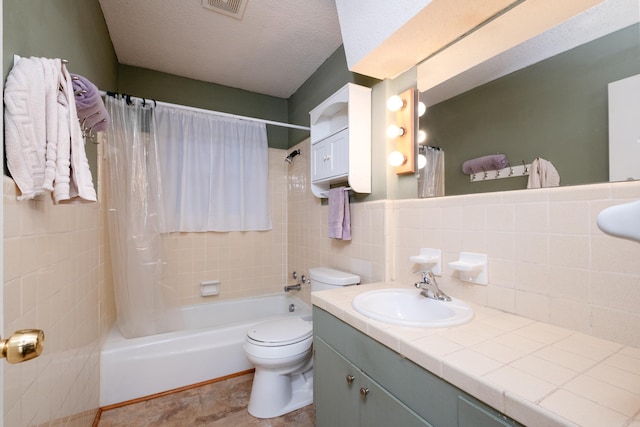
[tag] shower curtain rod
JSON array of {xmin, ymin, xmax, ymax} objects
[{"xmin": 99, "ymin": 91, "xmax": 310, "ymax": 131}]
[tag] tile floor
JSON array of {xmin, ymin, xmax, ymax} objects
[{"xmin": 98, "ymin": 373, "xmax": 315, "ymax": 427}]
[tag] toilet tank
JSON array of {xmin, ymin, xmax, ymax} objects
[{"xmin": 308, "ymin": 267, "xmax": 360, "ymax": 292}]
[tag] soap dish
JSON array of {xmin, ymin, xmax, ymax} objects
[
  {"xmin": 449, "ymin": 252, "xmax": 487, "ymax": 285},
  {"xmin": 410, "ymin": 248, "xmax": 441, "ymax": 276}
]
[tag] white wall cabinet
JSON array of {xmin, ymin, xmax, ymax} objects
[{"xmin": 309, "ymin": 83, "xmax": 371, "ymax": 198}]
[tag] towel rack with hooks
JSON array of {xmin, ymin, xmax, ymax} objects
[{"xmin": 469, "ymin": 162, "xmax": 530, "ymax": 182}]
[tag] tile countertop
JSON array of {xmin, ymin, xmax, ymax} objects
[{"xmin": 311, "ymin": 282, "xmax": 640, "ymax": 427}]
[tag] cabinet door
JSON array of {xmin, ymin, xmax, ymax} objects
[
  {"xmin": 360, "ymin": 375, "xmax": 433, "ymax": 427},
  {"xmin": 311, "ymin": 129, "xmax": 349, "ymax": 183},
  {"xmin": 314, "ymin": 338, "xmax": 360, "ymax": 427},
  {"xmin": 458, "ymin": 396, "xmax": 521, "ymax": 427}
]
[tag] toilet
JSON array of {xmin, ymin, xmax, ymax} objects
[{"xmin": 244, "ymin": 267, "xmax": 360, "ymax": 418}]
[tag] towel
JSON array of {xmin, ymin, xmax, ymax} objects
[
  {"xmin": 527, "ymin": 157, "xmax": 560, "ymax": 188},
  {"xmin": 4, "ymin": 57, "xmax": 54, "ymax": 200},
  {"xmin": 462, "ymin": 154, "xmax": 509, "ymax": 175},
  {"xmin": 71, "ymin": 73, "xmax": 110, "ymax": 133},
  {"xmin": 328, "ymin": 187, "xmax": 351, "ymax": 240},
  {"xmin": 59, "ymin": 63, "xmax": 97, "ymax": 203},
  {"xmin": 4, "ymin": 56, "xmax": 96, "ymax": 203}
]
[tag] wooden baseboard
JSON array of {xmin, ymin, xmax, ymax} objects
[{"xmin": 92, "ymin": 369, "xmax": 255, "ymax": 425}]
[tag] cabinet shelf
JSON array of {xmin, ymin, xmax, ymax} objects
[{"xmin": 309, "ymin": 83, "xmax": 371, "ymax": 198}]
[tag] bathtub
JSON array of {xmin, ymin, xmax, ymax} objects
[{"xmin": 100, "ymin": 293, "xmax": 312, "ymax": 406}]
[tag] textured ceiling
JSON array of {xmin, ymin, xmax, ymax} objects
[{"xmin": 98, "ymin": 0, "xmax": 343, "ymax": 99}]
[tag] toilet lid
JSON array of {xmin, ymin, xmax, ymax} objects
[{"xmin": 247, "ymin": 317, "xmax": 312, "ymax": 346}]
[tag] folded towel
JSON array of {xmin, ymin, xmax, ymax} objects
[
  {"xmin": 462, "ymin": 154, "xmax": 509, "ymax": 175},
  {"xmin": 527, "ymin": 157, "xmax": 560, "ymax": 188},
  {"xmin": 328, "ymin": 187, "xmax": 351, "ymax": 240},
  {"xmin": 71, "ymin": 73, "xmax": 110, "ymax": 133}
]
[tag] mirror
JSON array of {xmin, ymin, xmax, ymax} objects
[{"xmin": 416, "ymin": 2, "xmax": 640, "ymax": 197}]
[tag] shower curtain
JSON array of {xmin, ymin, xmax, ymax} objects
[
  {"xmin": 418, "ymin": 146, "xmax": 445, "ymax": 198},
  {"xmin": 154, "ymin": 106, "xmax": 271, "ymax": 232},
  {"xmin": 104, "ymin": 96, "xmax": 179, "ymax": 338}
]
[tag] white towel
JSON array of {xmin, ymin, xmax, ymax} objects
[
  {"xmin": 527, "ymin": 157, "xmax": 560, "ymax": 188},
  {"xmin": 59, "ymin": 62, "xmax": 96, "ymax": 203},
  {"xmin": 4, "ymin": 56, "xmax": 96, "ymax": 203},
  {"xmin": 4, "ymin": 57, "xmax": 49, "ymax": 200},
  {"xmin": 327, "ymin": 187, "xmax": 351, "ymax": 240}
]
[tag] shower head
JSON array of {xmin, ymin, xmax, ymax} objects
[{"xmin": 285, "ymin": 149, "xmax": 301, "ymax": 164}]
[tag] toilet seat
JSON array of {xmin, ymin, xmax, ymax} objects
[{"xmin": 247, "ymin": 317, "xmax": 312, "ymax": 347}]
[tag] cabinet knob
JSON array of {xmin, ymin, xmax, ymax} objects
[
  {"xmin": 360, "ymin": 387, "xmax": 369, "ymax": 398},
  {"xmin": 346, "ymin": 374, "xmax": 355, "ymax": 385}
]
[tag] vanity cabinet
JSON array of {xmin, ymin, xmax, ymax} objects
[
  {"xmin": 315, "ymin": 337, "xmax": 431, "ymax": 427},
  {"xmin": 309, "ymin": 83, "xmax": 371, "ymax": 198},
  {"xmin": 313, "ymin": 307, "xmax": 522, "ymax": 427}
]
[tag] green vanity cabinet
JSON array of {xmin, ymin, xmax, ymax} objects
[
  {"xmin": 315, "ymin": 337, "xmax": 432, "ymax": 427},
  {"xmin": 313, "ymin": 307, "xmax": 523, "ymax": 427}
]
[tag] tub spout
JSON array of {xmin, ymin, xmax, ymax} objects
[{"xmin": 284, "ymin": 284, "xmax": 301, "ymax": 292}]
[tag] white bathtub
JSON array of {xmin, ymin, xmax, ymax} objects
[{"xmin": 100, "ymin": 293, "xmax": 312, "ymax": 406}]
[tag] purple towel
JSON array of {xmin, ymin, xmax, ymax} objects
[
  {"xmin": 70, "ymin": 73, "xmax": 110, "ymax": 132},
  {"xmin": 328, "ymin": 187, "xmax": 351, "ymax": 240},
  {"xmin": 462, "ymin": 154, "xmax": 509, "ymax": 174}
]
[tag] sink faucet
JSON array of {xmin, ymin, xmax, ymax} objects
[{"xmin": 415, "ymin": 271, "xmax": 451, "ymax": 301}]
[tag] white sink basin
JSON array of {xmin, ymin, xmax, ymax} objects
[{"xmin": 352, "ymin": 289, "xmax": 473, "ymax": 327}]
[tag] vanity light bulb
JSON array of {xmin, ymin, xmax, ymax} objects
[
  {"xmin": 418, "ymin": 130, "xmax": 427, "ymax": 143},
  {"xmin": 418, "ymin": 154, "xmax": 427, "ymax": 169},
  {"xmin": 387, "ymin": 125, "xmax": 405, "ymax": 138},
  {"xmin": 386, "ymin": 95, "xmax": 405, "ymax": 112},
  {"xmin": 418, "ymin": 102, "xmax": 427, "ymax": 117},
  {"xmin": 388, "ymin": 151, "xmax": 406, "ymax": 167}
]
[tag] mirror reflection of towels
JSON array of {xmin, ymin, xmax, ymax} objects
[
  {"xmin": 527, "ymin": 157, "xmax": 560, "ymax": 188},
  {"xmin": 328, "ymin": 187, "xmax": 351, "ymax": 240}
]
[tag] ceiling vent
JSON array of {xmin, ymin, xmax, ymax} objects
[{"xmin": 202, "ymin": 0, "xmax": 248, "ymax": 20}]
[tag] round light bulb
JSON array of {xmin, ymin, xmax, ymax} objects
[
  {"xmin": 418, "ymin": 130, "xmax": 427, "ymax": 144},
  {"xmin": 388, "ymin": 151, "xmax": 406, "ymax": 167},
  {"xmin": 386, "ymin": 95, "xmax": 405, "ymax": 112},
  {"xmin": 418, "ymin": 154, "xmax": 427, "ymax": 169},
  {"xmin": 418, "ymin": 101, "xmax": 427, "ymax": 117},
  {"xmin": 386, "ymin": 124, "xmax": 405, "ymax": 138}
]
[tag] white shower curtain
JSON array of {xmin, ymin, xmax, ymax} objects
[
  {"xmin": 154, "ymin": 106, "xmax": 271, "ymax": 232},
  {"xmin": 104, "ymin": 96, "xmax": 180, "ymax": 338}
]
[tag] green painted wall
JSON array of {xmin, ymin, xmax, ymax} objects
[
  {"xmin": 287, "ymin": 46, "xmax": 379, "ymax": 147},
  {"xmin": 423, "ymin": 23, "xmax": 640, "ymax": 196},
  {"xmin": 117, "ymin": 65, "xmax": 290, "ymax": 149},
  {"xmin": 3, "ymin": 0, "xmax": 118, "ymax": 181}
]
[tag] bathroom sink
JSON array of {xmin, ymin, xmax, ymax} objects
[{"xmin": 351, "ymin": 289, "xmax": 473, "ymax": 327}]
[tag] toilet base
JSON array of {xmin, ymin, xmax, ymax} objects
[{"xmin": 247, "ymin": 366, "xmax": 313, "ymax": 419}]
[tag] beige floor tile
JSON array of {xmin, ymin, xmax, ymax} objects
[{"xmin": 98, "ymin": 373, "xmax": 314, "ymax": 427}]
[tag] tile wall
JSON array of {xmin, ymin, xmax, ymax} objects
[
  {"xmin": 3, "ymin": 170, "xmax": 113, "ymax": 426},
  {"xmin": 3, "ymin": 136, "xmax": 639, "ymax": 427},
  {"xmin": 285, "ymin": 139, "xmax": 387, "ymax": 304},
  {"xmin": 161, "ymin": 148, "xmax": 289, "ymax": 306},
  {"xmin": 391, "ymin": 180, "xmax": 640, "ymax": 348},
  {"xmin": 286, "ymin": 140, "xmax": 640, "ymax": 348}
]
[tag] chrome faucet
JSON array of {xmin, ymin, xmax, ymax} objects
[
  {"xmin": 414, "ymin": 270, "xmax": 451, "ymax": 301},
  {"xmin": 284, "ymin": 284, "xmax": 301, "ymax": 292}
]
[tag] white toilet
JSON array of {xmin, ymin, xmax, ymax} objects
[{"xmin": 244, "ymin": 267, "xmax": 360, "ymax": 418}]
